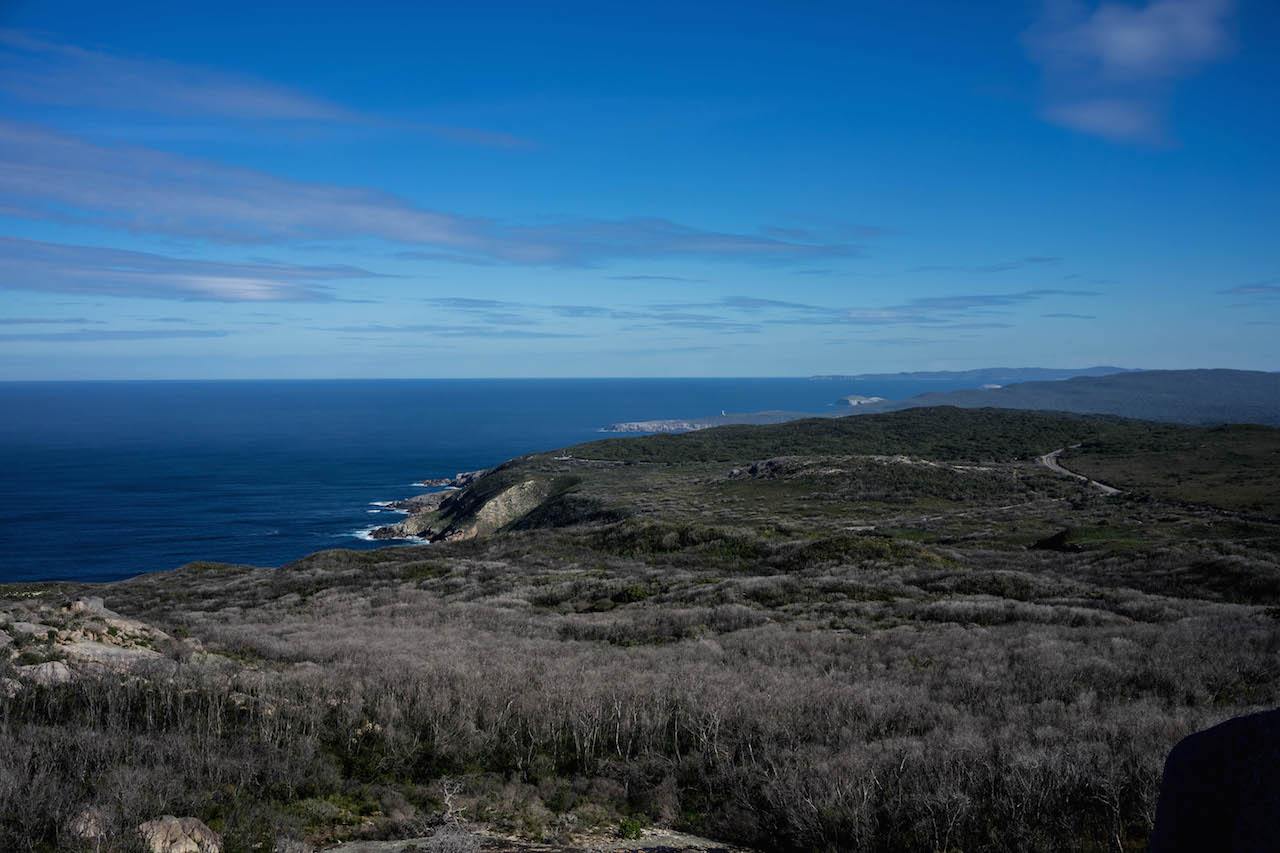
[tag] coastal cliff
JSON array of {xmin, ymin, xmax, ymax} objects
[{"xmin": 369, "ymin": 467, "xmax": 584, "ymax": 541}]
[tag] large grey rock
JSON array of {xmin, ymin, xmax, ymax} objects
[
  {"xmin": 63, "ymin": 641, "xmax": 163, "ymax": 667},
  {"xmin": 137, "ymin": 815, "xmax": 222, "ymax": 853},
  {"xmin": 0, "ymin": 678, "xmax": 21, "ymax": 698},
  {"xmin": 17, "ymin": 661, "xmax": 72, "ymax": 685},
  {"xmin": 69, "ymin": 597, "xmax": 107, "ymax": 615},
  {"xmin": 6, "ymin": 621, "xmax": 52, "ymax": 637},
  {"xmin": 0, "ymin": 629, "xmax": 11, "ymax": 649}
]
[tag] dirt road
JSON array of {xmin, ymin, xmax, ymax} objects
[{"xmin": 1038, "ymin": 449, "xmax": 1122, "ymax": 495}]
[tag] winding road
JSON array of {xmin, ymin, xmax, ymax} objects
[{"xmin": 1038, "ymin": 448, "xmax": 1122, "ymax": 495}]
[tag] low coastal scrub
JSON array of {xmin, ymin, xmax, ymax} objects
[{"xmin": 2, "ymin": 408, "xmax": 1278, "ymax": 851}]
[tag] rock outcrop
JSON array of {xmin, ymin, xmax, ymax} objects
[
  {"xmin": 388, "ymin": 492, "xmax": 451, "ymax": 513},
  {"xmin": 17, "ymin": 661, "xmax": 72, "ymax": 685},
  {"xmin": 370, "ymin": 468, "xmax": 574, "ymax": 542},
  {"xmin": 415, "ymin": 469, "xmax": 488, "ymax": 488},
  {"xmin": 137, "ymin": 815, "xmax": 222, "ymax": 853},
  {"xmin": 1, "ymin": 597, "xmax": 177, "ymax": 683}
]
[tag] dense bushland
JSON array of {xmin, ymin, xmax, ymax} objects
[{"xmin": 565, "ymin": 407, "xmax": 1150, "ymax": 464}]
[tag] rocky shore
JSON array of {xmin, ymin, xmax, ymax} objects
[{"xmin": 368, "ymin": 469, "xmax": 490, "ymax": 540}]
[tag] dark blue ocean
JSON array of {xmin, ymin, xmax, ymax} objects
[{"xmin": 0, "ymin": 378, "xmax": 964, "ymax": 583}]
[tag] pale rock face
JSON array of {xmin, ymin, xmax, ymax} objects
[
  {"xmin": 0, "ymin": 629, "xmax": 11, "ymax": 649},
  {"xmin": 0, "ymin": 677, "xmax": 21, "ymax": 697},
  {"xmin": 62, "ymin": 640, "xmax": 164, "ymax": 667},
  {"xmin": 137, "ymin": 815, "xmax": 222, "ymax": 853},
  {"xmin": 17, "ymin": 660, "xmax": 72, "ymax": 685},
  {"xmin": 6, "ymin": 620, "xmax": 53, "ymax": 637},
  {"xmin": 69, "ymin": 597, "xmax": 107, "ymax": 616}
]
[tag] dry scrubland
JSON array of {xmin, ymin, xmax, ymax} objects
[{"xmin": 2, "ymin": 408, "xmax": 1279, "ymax": 852}]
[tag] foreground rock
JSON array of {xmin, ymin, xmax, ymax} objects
[
  {"xmin": 17, "ymin": 661, "xmax": 72, "ymax": 685},
  {"xmin": 62, "ymin": 639, "xmax": 165, "ymax": 667},
  {"xmin": 137, "ymin": 815, "xmax": 222, "ymax": 853},
  {"xmin": 1, "ymin": 597, "xmax": 181, "ymax": 684}
]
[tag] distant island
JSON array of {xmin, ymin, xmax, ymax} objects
[
  {"xmin": 836, "ymin": 394, "xmax": 886, "ymax": 408},
  {"xmin": 603, "ymin": 368, "xmax": 1280, "ymax": 432}
]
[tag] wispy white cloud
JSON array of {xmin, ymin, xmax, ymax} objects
[
  {"xmin": 0, "ymin": 30, "xmax": 353, "ymax": 120},
  {"xmin": 0, "ymin": 316, "xmax": 104, "ymax": 325},
  {"xmin": 425, "ymin": 288, "xmax": 1099, "ymax": 334},
  {"xmin": 0, "ymin": 30, "xmax": 530, "ymax": 148},
  {"xmin": 909, "ymin": 256, "xmax": 1062, "ymax": 274},
  {"xmin": 1220, "ymin": 280, "xmax": 1280, "ymax": 297},
  {"xmin": 1022, "ymin": 0, "xmax": 1235, "ymax": 144},
  {"xmin": 0, "ymin": 121, "xmax": 854, "ymax": 266},
  {"xmin": 0, "ymin": 328, "xmax": 230, "ymax": 342},
  {"xmin": 0, "ymin": 236, "xmax": 382, "ymax": 301},
  {"xmin": 321, "ymin": 323, "xmax": 582, "ymax": 339},
  {"xmin": 606, "ymin": 274, "xmax": 709, "ymax": 283}
]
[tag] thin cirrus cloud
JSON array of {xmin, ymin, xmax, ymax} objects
[
  {"xmin": 0, "ymin": 236, "xmax": 384, "ymax": 302},
  {"xmin": 320, "ymin": 323, "xmax": 582, "ymax": 340},
  {"xmin": 895, "ymin": 289, "xmax": 1099, "ymax": 312},
  {"xmin": 416, "ymin": 288, "xmax": 1098, "ymax": 334},
  {"xmin": 1220, "ymin": 282, "xmax": 1280, "ymax": 297},
  {"xmin": 0, "ymin": 121, "xmax": 854, "ymax": 266},
  {"xmin": 0, "ymin": 328, "xmax": 230, "ymax": 343},
  {"xmin": 0, "ymin": 30, "xmax": 529, "ymax": 148},
  {"xmin": 1021, "ymin": 0, "xmax": 1235, "ymax": 145},
  {"xmin": 908, "ymin": 256, "xmax": 1062, "ymax": 274},
  {"xmin": 0, "ymin": 316, "xmax": 103, "ymax": 325},
  {"xmin": 606, "ymin": 274, "xmax": 710, "ymax": 283}
]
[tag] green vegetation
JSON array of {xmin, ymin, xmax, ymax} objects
[
  {"xmin": 1, "ymin": 407, "xmax": 1278, "ymax": 851},
  {"xmin": 567, "ymin": 406, "xmax": 1147, "ymax": 463},
  {"xmin": 1065, "ymin": 423, "xmax": 1280, "ymax": 515}
]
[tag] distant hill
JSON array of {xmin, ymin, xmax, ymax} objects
[
  {"xmin": 580, "ymin": 406, "xmax": 1149, "ymax": 464},
  {"xmin": 856, "ymin": 369, "xmax": 1280, "ymax": 425},
  {"xmin": 810, "ymin": 366, "xmax": 1136, "ymax": 384}
]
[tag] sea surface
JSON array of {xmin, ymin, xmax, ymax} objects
[{"xmin": 0, "ymin": 377, "xmax": 975, "ymax": 583}]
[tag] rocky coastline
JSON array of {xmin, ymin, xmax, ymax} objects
[{"xmin": 367, "ymin": 469, "xmax": 489, "ymax": 540}]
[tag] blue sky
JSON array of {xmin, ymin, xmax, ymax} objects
[{"xmin": 0, "ymin": 0, "xmax": 1276, "ymax": 378}]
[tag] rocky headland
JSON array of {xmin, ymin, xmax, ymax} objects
[{"xmin": 602, "ymin": 409, "xmax": 842, "ymax": 433}]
